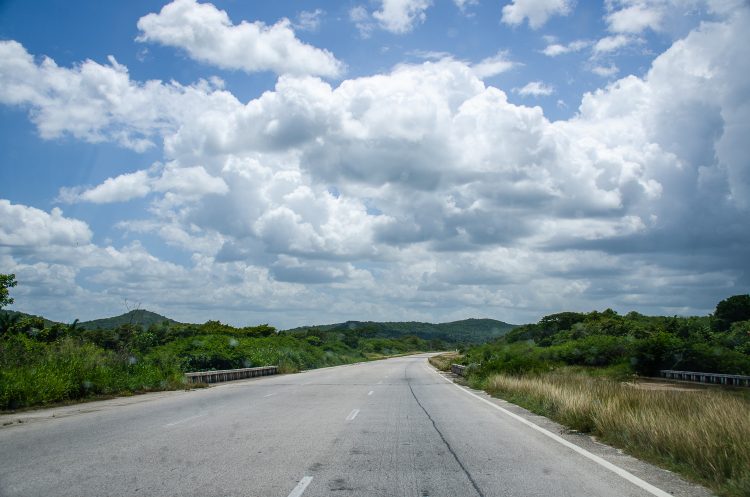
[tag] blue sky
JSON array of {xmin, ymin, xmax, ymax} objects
[{"xmin": 0, "ymin": 0, "xmax": 748, "ymax": 328}]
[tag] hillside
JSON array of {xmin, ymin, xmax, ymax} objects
[
  {"xmin": 0, "ymin": 310, "xmax": 60, "ymax": 329},
  {"xmin": 284, "ymin": 318, "xmax": 516, "ymax": 344},
  {"xmin": 77, "ymin": 310, "xmax": 180, "ymax": 330}
]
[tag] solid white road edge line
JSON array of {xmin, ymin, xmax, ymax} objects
[
  {"xmin": 287, "ymin": 476, "xmax": 313, "ymax": 497},
  {"xmin": 164, "ymin": 414, "xmax": 205, "ymax": 427},
  {"xmin": 429, "ymin": 365, "xmax": 673, "ymax": 497},
  {"xmin": 346, "ymin": 409, "xmax": 360, "ymax": 421}
]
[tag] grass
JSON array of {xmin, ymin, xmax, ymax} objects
[
  {"xmin": 476, "ymin": 370, "xmax": 750, "ymax": 497},
  {"xmin": 0, "ymin": 330, "xmax": 433, "ymax": 411},
  {"xmin": 428, "ymin": 351, "xmax": 461, "ymax": 371},
  {"xmin": 0, "ymin": 336, "xmax": 185, "ymax": 410}
]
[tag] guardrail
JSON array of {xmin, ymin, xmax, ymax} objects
[
  {"xmin": 184, "ymin": 366, "xmax": 278, "ymax": 384},
  {"xmin": 451, "ymin": 364, "xmax": 466, "ymax": 376},
  {"xmin": 660, "ymin": 370, "xmax": 750, "ymax": 387}
]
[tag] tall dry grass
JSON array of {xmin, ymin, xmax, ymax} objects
[
  {"xmin": 484, "ymin": 373, "xmax": 750, "ymax": 497},
  {"xmin": 429, "ymin": 352, "xmax": 462, "ymax": 371}
]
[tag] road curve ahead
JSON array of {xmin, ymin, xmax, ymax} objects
[{"xmin": 0, "ymin": 355, "xmax": 710, "ymax": 497}]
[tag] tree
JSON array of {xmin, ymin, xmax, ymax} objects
[
  {"xmin": 713, "ymin": 294, "xmax": 750, "ymax": 332},
  {"xmin": 0, "ymin": 273, "xmax": 17, "ymax": 310}
]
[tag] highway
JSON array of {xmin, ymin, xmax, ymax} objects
[{"xmin": 0, "ymin": 355, "xmax": 711, "ymax": 497}]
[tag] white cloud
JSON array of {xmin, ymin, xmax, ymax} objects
[
  {"xmin": 2, "ymin": 5, "xmax": 749, "ymax": 326},
  {"xmin": 0, "ymin": 200, "xmax": 92, "ymax": 247},
  {"xmin": 79, "ymin": 170, "xmax": 151, "ymax": 203},
  {"xmin": 0, "ymin": 40, "xmax": 239, "ymax": 151},
  {"xmin": 454, "ymin": 0, "xmax": 479, "ymax": 12},
  {"xmin": 136, "ymin": 0, "xmax": 343, "ymax": 77},
  {"xmin": 542, "ymin": 40, "xmax": 590, "ymax": 56},
  {"xmin": 294, "ymin": 9, "xmax": 324, "ymax": 32},
  {"xmin": 594, "ymin": 34, "xmax": 636, "ymax": 54},
  {"xmin": 59, "ymin": 165, "xmax": 228, "ymax": 204},
  {"xmin": 373, "ymin": 0, "xmax": 432, "ymax": 34},
  {"xmin": 591, "ymin": 63, "xmax": 619, "ymax": 77},
  {"xmin": 606, "ymin": 2, "xmax": 664, "ymax": 33},
  {"xmin": 349, "ymin": 6, "xmax": 375, "ymax": 38},
  {"xmin": 515, "ymin": 81, "xmax": 555, "ymax": 96},
  {"xmin": 471, "ymin": 51, "xmax": 517, "ymax": 79},
  {"xmin": 501, "ymin": 0, "xmax": 574, "ymax": 29}
]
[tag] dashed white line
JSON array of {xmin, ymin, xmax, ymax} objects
[
  {"xmin": 164, "ymin": 414, "xmax": 205, "ymax": 427},
  {"xmin": 345, "ymin": 409, "xmax": 360, "ymax": 421},
  {"xmin": 263, "ymin": 393, "xmax": 275, "ymax": 398},
  {"xmin": 287, "ymin": 476, "xmax": 313, "ymax": 497},
  {"xmin": 430, "ymin": 366, "xmax": 673, "ymax": 497},
  {"xmin": 368, "ymin": 390, "xmax": 374, "ymax": 396}
]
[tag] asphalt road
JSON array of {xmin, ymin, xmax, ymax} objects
[{"xmin": 0, "ymin": 355, "xmax": 712, "ymax": 497}]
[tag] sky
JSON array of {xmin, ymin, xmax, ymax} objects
[{"xmin": 0, "ymin": 0, "xmax": 748, "ymax": 328}]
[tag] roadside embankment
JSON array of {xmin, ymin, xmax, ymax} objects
[{"xmin": 431, "ymin": 353, "xmax": 750, "ymax": 497}]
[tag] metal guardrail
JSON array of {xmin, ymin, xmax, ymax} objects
[
  {"xmin": 184, "ymin": 366, "xmax": 278, "ymax": 384},
  {"xmin": 451, "ymin": 364, "xmax": 466, "ymax": 376},
  {"xmin": 660, "ymin": 370, "xmax": 750, "ymax": 387}
]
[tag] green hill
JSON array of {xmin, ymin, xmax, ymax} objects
[
  {"xmin": 77, "ymin": 310, "xmax": 180, "ymax": 330},
  {"xmin": 0, "ymin": 309, "xmax": 60, "ymax": 328},
  {"xmin": 284, "ymin": 318, "xmax": 516, "ymax": 344}
]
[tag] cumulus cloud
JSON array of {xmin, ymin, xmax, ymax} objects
[
  {"xmin": 593, "ymin": 34, "xmax": 637, "ymax": 54},
  {"xmin": 605, "ymin": 1, "xmax": 664, "ymax": 33},
  {"xmin": 349, "ymin": 6, "xmax": 375, "ymax": 38},
  {"xmin": 58, "ymin": 165, "xmax": 228, "ymax": 204},
  {"xmin": 515, "ymin": 81, "xmax": 555, "ymax": 96},
  {"xmin": 591, "ymin": 63, "xmax": 619, "ymax": 77},
  {"xmin": 60, "ymin": 170, "xmax": 151, "ymax": 204},
  {"xmin": 373, "ymin": 0, "xmax": 432, "ymax": 33},
  {"xmin": 542, "ymin": 39, "xmax": 590, "ymax": 56},
  {"xmin": 136, "ymin": 0, "xmax": 343, "ymax": 77},
  {"xmin": 501, "ymin": 0, "xmax": 574, "ymax": 29},
  {"xmin": 0, "ymin": 39, "xmax": 238, "ymax": 150},
  {"xmin": 0, "ymin": 200, "xmax": 92, "ymax": 248},
  {"xmin": 2, "ymin": 5, "xmax": 749, "ymax": 326},
  {"xmin": 471, "ymin": 51, "xmax": 518, "ymax": 78},
  {"xmin": 294, "ymin": 9, "xmax": 324, "ymax": 32}
]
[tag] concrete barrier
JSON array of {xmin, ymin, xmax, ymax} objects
[
  {"xmin": 184, "ymin": 366, "xmax": 278, "ymax": 384},
  {"xmin": 451, "ymin": 364, "xmax": 466, "ymax": 376},
  {"xmin": 660, "ymin": 369, "xmax": 750, "ymax": 387}
]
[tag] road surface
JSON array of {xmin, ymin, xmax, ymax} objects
[{"xmin": 0, "ymin": 354, "xmax": 711, "ymax": 497}]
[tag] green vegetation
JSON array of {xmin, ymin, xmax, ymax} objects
[
  {"xmin": 0, "ymin": 316, "xmax": 439, "ymax": 410},
  {"xmin": 0, "ymin": 273, "xmax": 16, "ymax": 309},
  {"xmin": 0, "ymin": 275, "xmax": 445, "ymax": 410},
  {"xmin": 75, "ymin": 309, "xmax": 181, "ymax": 331},
  {"xmin": 284, "ymin": 317, "xmax": 515, "ymax": 344},
  {"xmin": 460, "ymin": 304, "xmax": 750, "ymax": 378},
  {"xmin": 444, "ymin": 295, "xmax": 750, "ymax": 497}
]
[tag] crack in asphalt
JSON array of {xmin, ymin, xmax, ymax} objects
[{"xmin": 406, "ymin": 373, "xmax": 485, "ymax": 497}]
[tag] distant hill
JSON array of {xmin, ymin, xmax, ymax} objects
[
  {"xmin": 77, "ymin": 310, "xmax": 180, "ymax": 330},
  {"xmin": 0, "ymin": 309, "xmax": 60, "ymax": 328},
  {"xmin": 283, "ymin": 318, "xmax": 516, "ymax": 344}
]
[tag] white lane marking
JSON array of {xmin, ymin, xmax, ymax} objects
[
  {"xmin": 377, "ymin": 380, "xmax": 382, "ymax": 384},
  {"xmin": 345, "ymin": 409, "xmax": 360, "ymax": 421},
  {"xmin": 368, "ymin": 390, "xmax": 374, "ymax": 396},
  {"xmin": 263, "ymin": 393, "xmax": 276, "ymax": 398},
  {"xmin": 287, "ymin": 476, "xmax": 313, "ymax": 497},
  {"xmin": 430, "ymin": 367, "xmax": 672, "ymax": 497},
  {"xmin": 165, "ymin": 414, "xmax": 205, "ymax": 427}
]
